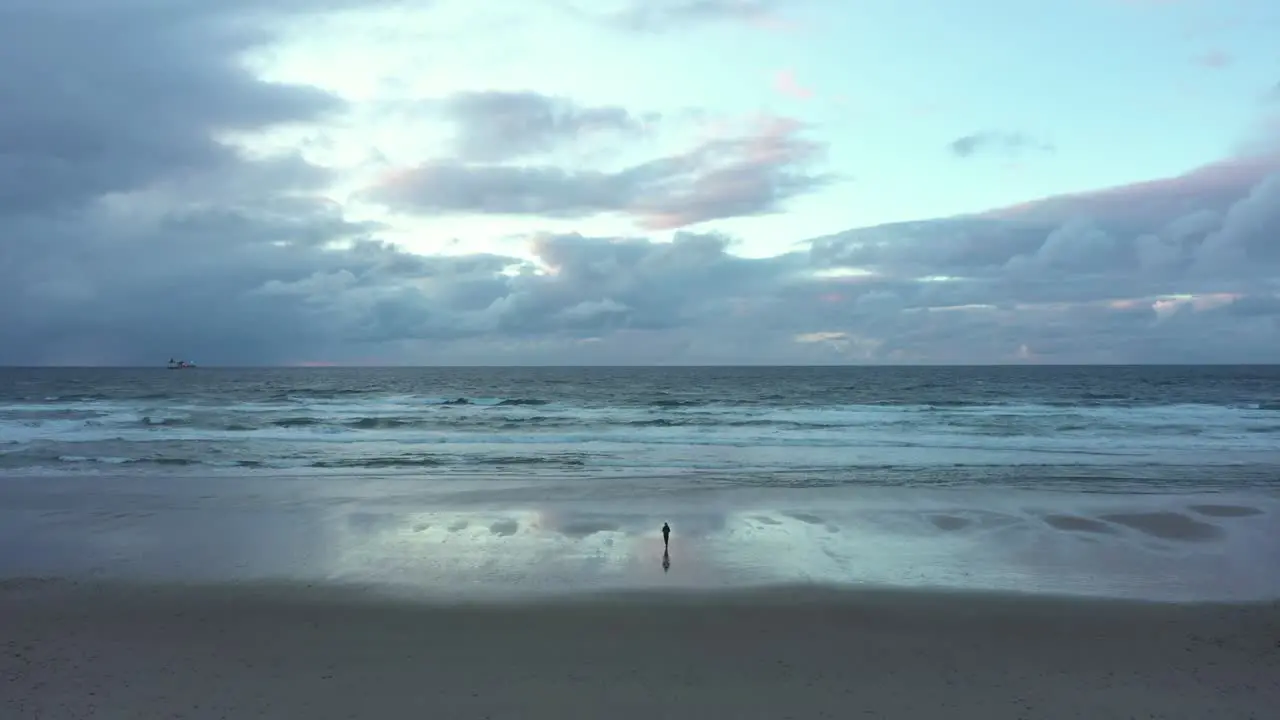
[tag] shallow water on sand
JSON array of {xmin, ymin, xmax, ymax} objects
[
  {"xmin": 3, "ymin": 366, "xmax": 1278, "ymax": 600},
  {"xmin": 1, "ymin": 472, "xmax": 1276, "ymax": 602}
]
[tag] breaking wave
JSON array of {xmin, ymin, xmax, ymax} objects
[{"xmin": 2, "ymin": 367, "xmax": 1279, "ymax": 484}]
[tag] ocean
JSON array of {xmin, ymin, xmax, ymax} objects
[{"xmin": 2, "ymin": 365, "xmax": 1279, "ymax": 601}]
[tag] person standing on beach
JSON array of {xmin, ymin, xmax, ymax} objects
[{"xmin": 662, "ymin": 522, "xmax": 670, "ymax": 548}]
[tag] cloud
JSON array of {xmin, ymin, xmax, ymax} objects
[
  {"xmin": 773, "ymin": 69, "xmax": 814, "ymax": 100},
  {"xmin": 1192, "ymin": 49, "xmax": 1232, "ymax": 68},
  {"xmin": 802, "ymin": 145, "xmax": 1280, "ymax": 362},
  {"xmin": 437, "ymin": 91, "xmax": 655, "ymax": 162},
  {"xmin": 2, "ymin": 202, "xmax": 506, "ymax": 364},
  {"xmin": 6, "ymin": 153, "xmax": 1280, "ymax": 365},
  {"xmin": 0, "ymin": 0, "xmax": 829, "ymax": 367},
  {"xmin": 0, "ymin": 0, "xmax": 408, "ymax": 364},
  {"xmin": 492, "ymin": 231, "xmax": 803, "ymax": 336},
  {"xmin": 0, "ymin": 0, "xmax": 356, "ymax": 215},
  {"xmin": 365, "ymin": 115, "xmax": 831, "ymax": 230},
  {"xmin": 600, "ymin": 0, "xmax": 785, "ymax": 32},
  {"xmin": 948, "ymin": 132, "xmax": 1053, "ymax": 159},
  {"xmin": 985, "ymin": 152, "xmax": 1280, "ymax": 228},
  {"xmin": 1, "ymin": 0, "xmax": 1277, "ymax": 366}
]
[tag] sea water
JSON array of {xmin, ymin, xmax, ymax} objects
[{"xmin": 2, "ymin": 366, "xmax": 1278, "ymax": 600}]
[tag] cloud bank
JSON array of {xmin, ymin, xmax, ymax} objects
[{"xmin": 0, "ymin": 0, "xmax": 1277, "ymax": 365}]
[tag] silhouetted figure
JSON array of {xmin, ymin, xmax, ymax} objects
[
  {"xmin": 662, "ymin": 549, "xmax": 670, "ymax": 573},
  {"xmin": 662, "ymin": 522, "xmax": 670, "ymax": 548}
]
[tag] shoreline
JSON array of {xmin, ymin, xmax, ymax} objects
[
  {"xmin": 7, "ymin": 574, "xmax": 1280, "ymax": 607},
  {"xmin": 4, "ymin": 579, "xmax": 1278, "ymax": 719}
]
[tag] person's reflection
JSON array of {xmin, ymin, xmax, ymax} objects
[{"xmin": 662, "ymin": 549, "xmax": 670, "ymax": 573}]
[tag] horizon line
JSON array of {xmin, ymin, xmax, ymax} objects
[{"xmin": 3, "ymin": 363, "xmax": 1279, "ymax": 370}]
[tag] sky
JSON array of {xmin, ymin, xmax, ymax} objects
[{"xmin": 1, "ymin": 0, "xmax": 1278, "ymax": 365}]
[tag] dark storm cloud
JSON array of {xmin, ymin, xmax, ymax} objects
[
  {"xmin": 0, "ymin": 0, "xmax": 423, "ymax": 364},
  {"xmin": 948, "ymin": 132, "xmax": 1053, "ymax": 159},
  {"xmin": 0, "ymin": 0, "xmax": 366, "ymax": 215},
  {"xmin": 367, "ymin": 116, "xmax": 829, "ymax": 229},
  {"xmin": 0, "ymin": 197, "xmax": 483, "ymax": 364},
  {"xmin": 439, "ymin": 91, "xmax": 654, "ymax": 162}
]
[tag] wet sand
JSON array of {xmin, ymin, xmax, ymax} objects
[{"xmin": 4, "ymin": 580, "xmax": 1278, "ymax": 719}]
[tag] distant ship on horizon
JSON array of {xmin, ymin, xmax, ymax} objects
[{"xmin": 167, "ymin": 358, "xmax": 197, "ymax": 369}]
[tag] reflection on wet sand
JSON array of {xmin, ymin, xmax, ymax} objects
[{"xmin": 1, "ymin": 475, "xmax": 1278, "ymax": 601}]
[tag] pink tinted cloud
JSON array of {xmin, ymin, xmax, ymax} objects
[
  {"xmin": 632, "ymin": 114, "xmax": 827, "ymax": 230},
  {"xmin": 743, "ymin": 115, "xmax": 810, "ymax": 162},
  {"xmin": 984, "ymin": 152, "xmax": 1280, "ymax": 227},
  {"xmin": 773, "ymin": 69, "xmax": 814, "ymax": 100},
  {"xmin": 367, "ymin": 106, "xmax": 829, "ymax": 232}
]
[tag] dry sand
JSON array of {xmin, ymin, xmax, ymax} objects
[{"xmin": 3, "ymin": 580, "xmax": 1278, "ymax": 719}]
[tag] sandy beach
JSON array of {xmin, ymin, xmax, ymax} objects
[{"xmin": 3, "ymin": 580, "xmax": 1277, "ymax": 719}]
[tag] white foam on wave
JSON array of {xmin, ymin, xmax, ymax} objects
[{"xmin": 3, "ymin": 395, "xmax": 1279, "ymax": 475}]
